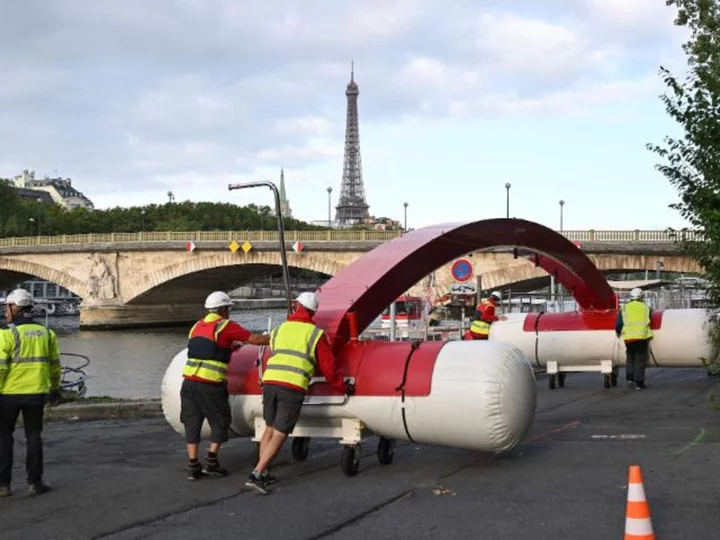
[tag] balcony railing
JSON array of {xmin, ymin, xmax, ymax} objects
[{"xmin": 0, "ymin": 229, "xmax": 704, "ymax": 248}]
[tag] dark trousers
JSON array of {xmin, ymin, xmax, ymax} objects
[
  {"xmin": 625, "ymin": 340, "xmax": 649, "ymax": 385},
  {"xmin": 0, "ymin": 394, "xmax": 47, "ymax": 486}
]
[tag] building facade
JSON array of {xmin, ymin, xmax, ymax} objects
[{"xmin": 9, "ymin": 170, "xmax": 94, "ymax": 210}]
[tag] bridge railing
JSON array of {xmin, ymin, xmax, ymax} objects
[{"xmin": 0, "ymin": 229, "xmax": 704, "ymax": 247}]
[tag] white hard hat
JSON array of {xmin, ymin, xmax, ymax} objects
[
  {"xmin": 630, "ymin": 288, "xmax": 644, "ymax": 300},
  {"xmin": 5, "ymin": 288, "xmax": 34, "ymax": 307},
  {"xmin": 204, "ymin": 291, "xmax": 233, "ymax": 310},
  {"xmin": 490, "ymin": 291, "xmax": 502, "ymax": 301},
  {"xmin": 296, "ymin": 292, "xmax": 319, "ymax": 312}
]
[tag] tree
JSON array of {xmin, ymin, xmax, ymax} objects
[{"xmin": 647, "ymin": 0, "xmax": 720, "ymax": 367}]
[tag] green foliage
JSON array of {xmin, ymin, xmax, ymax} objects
[
  {"xmin": 648, "ymin": 0, "xmax": 720, "ymax": 368},
  {"xmin": 0, "ymin": 182, "xmax": 322, "ymax": 237}
]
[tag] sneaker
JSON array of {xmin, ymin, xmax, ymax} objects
[
  {"xmin": 245, "ymin": 473, "xmax": 269, "ymax": 495},
  {"xmin": 202, "ymin": 458, "xmax": 229, "ymax": 477},
  {"xmin": 626, "ymin": 381, "xmax": 634, "ymax": 388},
  {"xmin": 187, "ymin": 461, "xmax": 203, "ymax": 481},
  {"xmin": 635, "ymin": 383, "xmax": 645, "ymax": 391},
  {"xmin": 261, "ymin": 470, "xmax": 277, "ymax": 485},
  {"xmin": 28, "ymin": 482, "xmax": 50, "ymax": 496},
  {"xmin": 0, "ymin": 485, "xmax": 10, "ymax": 498}
]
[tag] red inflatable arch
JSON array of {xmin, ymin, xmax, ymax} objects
[{"xmin": 314, "ymin": 218, "xmax": 615, "ymax": 353}]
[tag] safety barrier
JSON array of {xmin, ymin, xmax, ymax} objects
[{"xmin": 0, "ymin": 228, "xmax": 703, "ymax": 248}]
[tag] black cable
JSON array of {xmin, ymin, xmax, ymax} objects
[{"xmin": 394, "ymin": 340, "xmax": 422, "ymax": 443}]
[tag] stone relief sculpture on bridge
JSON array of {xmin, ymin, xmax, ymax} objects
[{"xmin": 87, "ymin": 253, "xmax": 117, "ymax": 300}]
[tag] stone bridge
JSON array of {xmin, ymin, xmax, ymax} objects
[{"xmin": 0, "ymin": 228, "xmax": 703, "ymax": 328}]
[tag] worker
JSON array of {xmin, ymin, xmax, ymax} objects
[
  {"xmin": 181, "ymin": 291, "xmax": 270, "ymax": 481},
  {"xmin": 616, "ymin": 287, "xmax": 653, "ymax": 390},
  {"xmin": 464, "ymin": 291, "xmax": 501, "ymax": 340},
  {"xmin": 245, "ymin": 292, "xmax": 353, "ymax": 494},
  {"xmin": 0, "ymin": 289, "xmax": 61, "ymax": 498}
]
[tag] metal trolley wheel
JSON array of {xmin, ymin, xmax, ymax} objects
[
  {"xmin": 341, "ymin": 445, "xmax": 360, "ymax": 477},
  {"xmin": 291, "ymin": 437, "xmax": 310, "ymax": 462}
]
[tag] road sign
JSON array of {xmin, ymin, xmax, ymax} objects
[
  {"xmin": 451, "ymin": 282, "xmax": 476, "ymax": 295},
  {"xmin": 450, "ymin": 258, "xmax": 474, "ymax": 283}
]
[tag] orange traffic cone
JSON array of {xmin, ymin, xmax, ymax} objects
[{"xmin": 624, "ymin": 465, "xmax": 655, "ymax": 540}]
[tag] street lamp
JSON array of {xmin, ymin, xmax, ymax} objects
[
  {"xmin": 141, "ymin": 209, "xmax": 146, "ymax": 231},
  {"xmin": 559, "ymin": 199, "xmax": 565, "ymax": 232},
  {"xmin": 403, "ymin": 202, "xmax": 408, "ymax": 232},
  {"xmin": 167, "ymin": 191, "xmax": 174, "ymax": 203},
  {"xmin": 505, "ymin": 183, "xmax": 511, "ymax": 218},
  {"xmin": 327, "ymin": 187, "xmax": 332, "ymax": 229},
  {"xmin": 28, "ymin": 217, "xmax": 36, "ymax": 236}
]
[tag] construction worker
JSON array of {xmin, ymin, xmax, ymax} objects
[
  {"xmin": 616, "ymin": 287, "xmax": 653, "ymax": 390},
  {"xmin": 464, "ymin": 291, "xmax": 501, "ymax": 340},
  {"xmin": 0, "ymin": 289, "xmax": 61, "ymax": 498},
  {"xmin": 181, "ymin": 291, "xmax": 270, "ymax": 480},
  {"xmin": 245, "ymin": 292, "xmax": 353, "ymax": 494}
]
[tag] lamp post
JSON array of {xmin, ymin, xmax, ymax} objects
[
  {"xmin": 327, "ymin": 187, "xmax": 332, "ymax": 229},
  {"xmin": 559, "ymin": 199, "xmax": 565, "ymax": 232},
  {"xmin": 28, "ymin": 217, "xmax": 36, "ymax": 236},
  {"xmin": 167, "ymin": 191, "xmax": 174, "ymax": 203},
  {"xmin": 505, "ymin": 183, "xmax": 511, "ymax": 218},
  {"xmin": 403, "ymin": 202, "xmax": 408, "ymax": 232},
  {"xmin": 140, "ymin": 209, "xmax": 146, "ymax": 231}
]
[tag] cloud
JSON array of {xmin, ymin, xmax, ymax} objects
[{"xmin": 0, "ymin": 0, "xmax": 685, "ymax": 214}]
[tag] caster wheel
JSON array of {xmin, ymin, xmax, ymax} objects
[
  {"xmin": 341, "ymin": 445, "xmax": 360, "ymax": 477},
  {"xmin": 549, "ymin": 375, "xmax": 556, "ymax": 389},
  {"xmin": 558, "ymin": 373, "xmax": 566, "ymax": 388},
  {"xmin": 603, "ymin": 374, "xmax": 611, "ymax": 389},
  {"xmin": 378, "ymin": 437, "xmax": 395, "ymax": 465},
  {"xmin": 291, "ymin": 437, "xmax": 310, "ymax": 462},
  {"xmin": 610, "ymin": 371, "xmax": 618, "ymax": 387}
]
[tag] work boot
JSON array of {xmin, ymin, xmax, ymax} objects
[
  {"xmin": 635, "ymin": 382, "xmax": 646, "ymax": 391},
  {"xmin": 202, "ymin": 456, "xmax": 228, "ymax": 477},
  {"xmin": 28, "ymin": 482, "xmax": 50, "ymax": 496},
  {"xmin": 187, "ymin": 461, "xmax": 203, "ymax": 481},
  {"xmin": 0, "ymin": 484, "xmax": 10, "ymax": 498},
  {"xmin": 626, "ymin": 381, "xmax": 634, "ymax": 388}
]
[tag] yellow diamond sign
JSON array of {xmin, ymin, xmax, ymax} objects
[
  {"xmin": 228, "ymin": 240, "xmax": 240, "ymax": 253},
  {"xmin": 241, "ymin": 241, "xmax": 253, "ymax": 253}
]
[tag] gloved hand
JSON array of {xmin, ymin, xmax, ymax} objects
[
  {"xmin": 48, "ymin": 390, "xmax": 62, "ymax": 407},
  {"xmin": 345, "ymin": 382, "xmax": 355, "ymax": 396}
]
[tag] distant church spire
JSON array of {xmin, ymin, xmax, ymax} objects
[{"xmin": 279, "ymin": 167, "xmax": 292, "ymax": 218}]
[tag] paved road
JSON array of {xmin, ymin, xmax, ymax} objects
[{"xmin": 1, "ymin": 367, "xmax": 719, "ymax": 539}]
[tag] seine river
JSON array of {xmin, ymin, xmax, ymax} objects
[{"xmin": 51, "ymin": 309, "xmax": 288, "ymax": 400}]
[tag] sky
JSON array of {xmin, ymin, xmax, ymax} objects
[{"xmin": 0, "ymin": 0, "xmax": 694, "ymax": 231}]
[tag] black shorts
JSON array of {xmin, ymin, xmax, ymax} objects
[
  {"xmin": 262, "ymin": 384, "xmax": 305, "ymax": 435},
  {"xmin": 180, "ymin": 378, "xmax": 231, "ymax": 444}
]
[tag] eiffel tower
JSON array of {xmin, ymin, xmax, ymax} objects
[{"xmin": 335, "ymin": 63, "xmax": 370, "ymax": 226}]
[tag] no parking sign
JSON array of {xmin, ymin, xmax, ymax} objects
[{"xmin": 451, "ymin": 258, "xmax": 474, "ymax": 283}]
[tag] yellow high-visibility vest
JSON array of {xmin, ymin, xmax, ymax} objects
[
  {"xmin": 262, "ymin": 321, "xmax": 324, "ymax": 392},
  {"xmin": 621, "ymin": 300, "xmax": 653, "ymax": 341},
  {"xmin": 0, "ymin": 322, "xmax": 61, "ymax": 395},
  {"xmin": 470, "ymin": 300, "xmax": 493, "ymax": 337},
  {"xmin": 183, "ymin": 313, "xmax": 231, "ymax": 383}
]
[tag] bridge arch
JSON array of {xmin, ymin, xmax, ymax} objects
[
  {"xmin": 316, "ymin": 218, "xmax": 617, "ymax": 351},
  {"xmin": 0, "ymin": 258, "xmax": 86, "ymax": 298},
  {"xmin": 124, "ymin": 251, "xmax": 343, "ymax": 305},
  {"xmin": 477, "ymin": 253, "xmax": 703, "ymax": 291}
]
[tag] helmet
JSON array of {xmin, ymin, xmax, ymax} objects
[
  {"xmin": 295, "ymin": 292, "xmax": 319, "ymax": 312},
  {"xmin": 629, "ymin": 288, "xmax": 644, "ymax": 300},
  {"xmin": 490, "ymin": 291, "xmax": 502, "ymax": 302},
  {"xmin": 204, "ymin": 291, "xmax": 233, "ymax": 310},
  {"xmin": 5, "ymin": 288, "xmax": 34, "ymax": 307}
]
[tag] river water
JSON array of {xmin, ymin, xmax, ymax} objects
[{"xmin": 51, "ymin": 310, "xmax": 287, "ymax": 400}]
